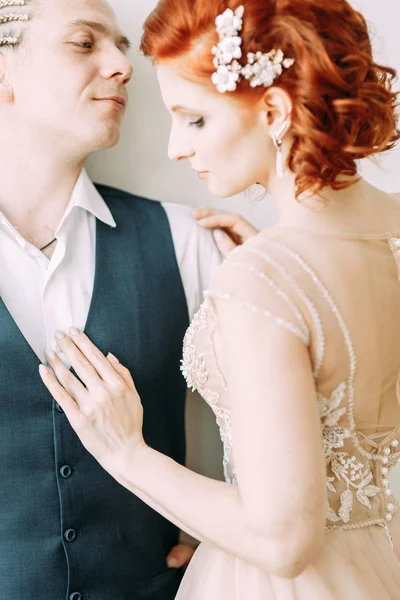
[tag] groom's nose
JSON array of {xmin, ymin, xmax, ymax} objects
[{"xmin": 99, "ymin": 48, "xmax": 134, "ymax": 85}]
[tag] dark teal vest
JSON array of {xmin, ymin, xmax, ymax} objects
[{"xmin": 0, "ymin": 185, "xmax": 189, "ymax": 599}]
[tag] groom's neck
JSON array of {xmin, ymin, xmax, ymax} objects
[{"xmin": 0, "ymin": 145, "xmax": 85, "ymax": 244}]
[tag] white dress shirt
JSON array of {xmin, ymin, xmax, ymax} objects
[{"xmin": 0, "ymin": 170, "xmax": 221, "ymax": 363}]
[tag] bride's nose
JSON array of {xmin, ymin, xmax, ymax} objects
[{"xmin": 168, "ymin": 131, "xmax": 195, "ymax": 162}]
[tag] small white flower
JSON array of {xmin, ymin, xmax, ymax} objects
[
  {"xmin": 230, "ymin": 60, "xmax": 242, "ymax": 74},
  {"xmin": 215, "ymin": 6, "xmax": 244, "ymax": 38},
  {"xmin": 211, "ymin": 66, "xmax": 239, "ymax": 94},
  {"xmin": 218, "ymin": 36, "xmax": 242, "ymax": 64},
  {"xmin": 235, "ymin": 5, "xmax": 245, "ymax": 19},
  {"xmin": 283, "ymin": 58, "xmax": 295, "ymax": 69},
  {"xmin": 273, "ymin": 49, "xmax": 284, "ymax": 64},
  {"xmin": 240, "ymin": 64, "xmax": 253, "ymax": 80}
]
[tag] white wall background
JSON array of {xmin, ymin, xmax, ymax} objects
[{"xmin": 87, "ymin": 0, "xmax": 400, "ymax": 496}]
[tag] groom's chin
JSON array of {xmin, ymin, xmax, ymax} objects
[{"xmin": 91, "ymin": 126, "xmax": 123, "ymax": 153}]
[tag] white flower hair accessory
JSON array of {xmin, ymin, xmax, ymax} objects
[{"xmin": 211, "ymin": 5, "xmax": 295, "ymax": 94}]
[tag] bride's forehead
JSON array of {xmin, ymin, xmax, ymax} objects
[{"xmin": 157, "ymin": 63, "xmax": 222, "ymax": 108}]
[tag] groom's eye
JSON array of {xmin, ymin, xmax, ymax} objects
[
  {"xmin": 189, "ymin": 117, "xmax": 205, "ymax": 130},
  {"xmin": 71, "ymin": 38, "xmax": 94, "ymax": 50}
]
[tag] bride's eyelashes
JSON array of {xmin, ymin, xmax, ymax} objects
[{"xmin": 189, "ymin": 117, "xmax": 206, "ymax": 129}]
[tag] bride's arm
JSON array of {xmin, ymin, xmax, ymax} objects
[{"xmin": 40, "ymin": 310, "xmax": 326, "ymax": 578}]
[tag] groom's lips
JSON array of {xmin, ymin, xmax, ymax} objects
[{"xmin": 94, "ymin": 96, "xmax": 127, "ymax": 109}]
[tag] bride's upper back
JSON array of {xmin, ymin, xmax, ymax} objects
[{"xmin": 261, "ymin": 188, "xmax": 400, "ymax": 432}]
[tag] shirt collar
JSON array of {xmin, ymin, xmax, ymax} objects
[
  {"xmin": 0, "ymin": 170, "xmax": 117, "ymax": 246},
  {"xmin": 57, "ymin": 169, "xmax": 117, "ymax": 233}
]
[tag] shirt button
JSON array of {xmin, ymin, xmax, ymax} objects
[
  {"xmin": 69, "ymin": 593, "xmax": 82, "ymax": 600},
  {"xmin": 64, "ymin": 528, "xmax": 77, "ymax": 542},
  {"xmin": 60, "ymin": 465, "xmax": 73, "ymax": 479},
  {"xmin": 55, "ymin": 402, "xmax": 64, "ymax": 413}
]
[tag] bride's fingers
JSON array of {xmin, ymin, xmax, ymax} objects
[
  {"xmin": 52, "ymin": 331, "xmax": 101, "ymax": 389},
  {"xmin": 195, "ymin": 212, "xmax": 259, "ymax": 240},
  {"xmin": 45, "ymin": 350, "xmax": 88, "ymax": 403},
  {"xmin": 106, "ymin": 353, "xmax": 137, "ymax": 394},
  {"xmin": 196, "ymin": 213, "xmax": 238, "ymax": 230},
  {"xmin": 192, "ymin": 207, "xmax": 222, "ymax": 220},
  {"xmin": 39, "ymin": 364, "xmax": 83, "ymax": 425},
  {"xmin": 212, "ymin": 229, "xmax": 237, "ymax": 257},
  {"xmin": 60, "ymin": 329, "xmax": 122, "ymax": 387}
]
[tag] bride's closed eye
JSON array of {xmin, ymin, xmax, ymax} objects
[{"xmin": 189, "ymin": 117, "xmax": 206, "ymax": 129}]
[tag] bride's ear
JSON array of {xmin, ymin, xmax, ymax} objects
[{"xmin": 258, "ymin": 86, "xmax": 293, "ymax": 140}]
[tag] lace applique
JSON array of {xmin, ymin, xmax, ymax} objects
[
  {"xmin": 319, "ymin": 382, "xmax": 381, "ymax": 524},
  {"xmin": 319, "ymin": 382, "xmax": 351, "ymax": 461},
  {"xmin": 180, "ymin": 304, "xmax": 210, "ymax": 393},
  {"xmin": 181, "ymin": 300, "xmax": 237, "ymax": 485}
]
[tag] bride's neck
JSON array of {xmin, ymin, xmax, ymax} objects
[{"xmin": 267, "ymin": 172, "xmax": 364, "ymax": 224}]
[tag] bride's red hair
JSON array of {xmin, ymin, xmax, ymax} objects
[{"xmin": 141, "ymin": 0, "xmax": 399, "ymax": 198}]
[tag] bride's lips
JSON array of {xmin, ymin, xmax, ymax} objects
[{"xmin": 195, "ymin": 170, "xmax": 209, "ymax": 180}]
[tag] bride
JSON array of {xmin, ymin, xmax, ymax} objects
[{"xmin": 40, "ymin": 0, "xmax": 400, "ymax": 597}]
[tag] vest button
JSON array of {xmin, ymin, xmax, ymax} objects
[
  {"xmin": 69, "ymin": 593, "xmax": 82, "ymax": 600},
  {"xmin": 64, "ymin": 528, "xmax": 77, "ymax": 542},
  {"xmin": 55, "ymin": 402, "xmax": 64, "ymax": 413},
  {"xmin": 60, "ymin": 465, "xmax": 73, "ymax": 479}
]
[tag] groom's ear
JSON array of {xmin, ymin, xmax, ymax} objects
[{"xmin": 0, "ymin": 53, "xmax": 15, "ymax": 104}]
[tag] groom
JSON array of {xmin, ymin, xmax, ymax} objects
[{"xmin": 0, "ymin": 0, "xmax": 226, "ymax": 598}]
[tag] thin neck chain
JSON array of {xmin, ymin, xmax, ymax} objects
[{"xmin": 39, "ymin": 237, "xmax": 57, "ymax": 252}]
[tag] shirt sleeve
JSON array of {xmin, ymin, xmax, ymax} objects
[{"xmin": 162, "ymin": 202, "xmax": 223, "ymax": 321}]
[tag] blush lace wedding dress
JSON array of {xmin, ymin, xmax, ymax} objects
[{"xmin": 176, "ymin": 202, "xmax": 400, "ymax": 599}]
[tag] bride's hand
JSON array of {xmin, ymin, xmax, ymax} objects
[
  {"xmin": 39, "ymin": 328, "xmax": 145, "ymax": 470},
  {"xmin": 193, "ymin": 208, "xmax": 259, "ymax": 257}
]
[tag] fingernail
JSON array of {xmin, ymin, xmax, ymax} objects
[
  {"xmin": 54, "ymin": 330, "xmax": 66, "ymax": 341},
  {"xmin": 108, "ymin": 352, "xmax": 120, "ymax": 364},
  {"xmin": 69, "ymin": 326, "xmax": 80, "ymax": 336},
  {"xmin": 46, "ymin": 349, "xmax": 56, "ymax": 360},
  {"xmin": 39, "ymin": 365, "xmax": 49, "ymax": 376},
  {"xmin": 167, "ymin": 558, "xmax": 178, "ymax": 568},
  {"xmin": 213, "ymin": 229, "xmax": 225, "ymax": 242}
]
